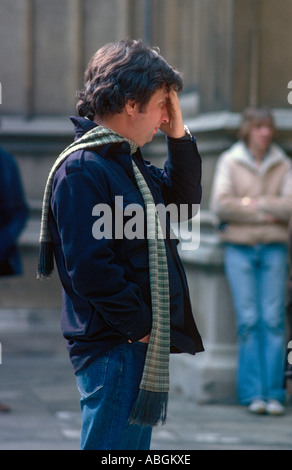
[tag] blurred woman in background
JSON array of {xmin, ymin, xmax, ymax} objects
[{"xmin": 210, "ymin": 108, "xmax": 292, "ymax": 415}]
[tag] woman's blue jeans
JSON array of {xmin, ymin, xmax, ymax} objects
[
  {"xmin": 76, "ymin": 341, "xmax": 152, "ymax": 450},
  {"xmin": 224, "ymin": 243, "xmax": 287, "ymax": 405}
]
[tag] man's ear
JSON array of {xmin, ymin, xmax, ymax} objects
[{"xmin": 124, "ymin": 100, "xmax": 138, "ymax": 116}]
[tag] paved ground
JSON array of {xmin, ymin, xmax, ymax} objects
[{"xmin": 0, "ymin": 308, "xmax": 292, "ymax": 451}]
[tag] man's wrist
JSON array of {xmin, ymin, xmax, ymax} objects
[
  {"xmin": 167, "ymin": 126, "xmax": 186, "ymax": 139},
  {"xmin": 168, "ymin": 125, "xmax": 193, "ymax": 141}
]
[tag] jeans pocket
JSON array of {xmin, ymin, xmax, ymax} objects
[
  {"xmin": 76, "ymin": 351, "xmax": 111, "ymax": 399},
  {"xmin": 135, "ymin": 341, "xmax": 148, "ymax": 350}
]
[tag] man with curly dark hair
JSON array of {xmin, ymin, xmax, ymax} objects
[
  {"xmin": 38, "ymin": 39, "xmax": 203, "ymax": 450},
  {"xmin": 76, "ymin": 39, "xmax": 183, "ymax": 120}
]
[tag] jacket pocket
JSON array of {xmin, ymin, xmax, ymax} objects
[{"xmin": 76, "ymin": 351, "xmax": 110, "ymax": 399}]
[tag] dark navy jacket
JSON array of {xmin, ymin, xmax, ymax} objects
[
  {"xmin": 49, "ymin": 117, "xmax": 204, "ymax": 372},
  {"xmin": 0, "ymin": 147, "xmax": 28, "ymax": 276}
]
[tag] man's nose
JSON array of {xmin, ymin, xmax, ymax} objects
[{"xmin": 161, "ymin": 105, "xmax": 170, "ymax": 123}]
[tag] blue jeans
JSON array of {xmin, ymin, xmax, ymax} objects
[
  {"xmin": 224, "ymin": 243, "xmax": 287, "ymax": 405},
  {"xmin": 76, "ymin": 341, "xmax": 152, "ymax": 450}
]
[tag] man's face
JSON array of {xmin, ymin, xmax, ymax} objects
[
  {"xmin": 130, "ymin": 86, "xmax": 170, "ymax": 147},
  {"xmin": 248, "ymin": 119, "xmax": 274, "ymax": 154}
]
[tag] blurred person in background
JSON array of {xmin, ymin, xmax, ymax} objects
[
  {"xmin": 0, "ymin": 145, "xmax": 29, "ymax": 411},
  {"xmin": 210, "ymin": 108, "xmax": 292, "ymax": 415}
]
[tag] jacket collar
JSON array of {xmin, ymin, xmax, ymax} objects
[
  {"xmin": 69, "ymin": 115, "xmax": 138, "ymax": 156},
  {"xmin": 230, "ymin": 140, "xmax": 287, "ymax": 175},
  {"xmin": 69, "ymin": 116, "xmax": 142, "ymax": 181},
  {"xmin": 70, "ymin": 116, "xmax": 97, "ymax": 140}
]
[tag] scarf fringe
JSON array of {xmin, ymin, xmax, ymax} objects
[
  {"xmin": 37, "ymin": 241, "xmax": 55, "ymax": 279},
  {"xmin": 128, "ymin": 389, "xmax": 168, "ymax": 427}
]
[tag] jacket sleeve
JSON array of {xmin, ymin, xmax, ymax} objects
[
  {"xmin": 51, "ymin": 159, "xmax": 152, "ymax": 342},
  {"xmin": 147, "ymin": 135, "xmax": 202, "ymax": 221},
  {"xmin": 257, "ymin": 163, "xmax": 292, "ymax": 222}
]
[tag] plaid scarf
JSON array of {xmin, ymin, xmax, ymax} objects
[{"xmin": 37, "ymin": 125, "xmax": 170, "ymax": 427}]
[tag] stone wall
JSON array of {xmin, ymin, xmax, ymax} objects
[{"xmin": 1, "ymin": 1, "xmax": 292, "ymax": 117}]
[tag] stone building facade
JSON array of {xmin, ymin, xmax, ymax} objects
[{"xmin": 0, "ymin": 0, "xmax": 292, "ymax": 402}]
